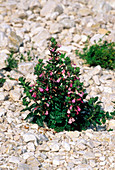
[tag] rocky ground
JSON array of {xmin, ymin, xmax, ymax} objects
[{"xmin": 0, "ymin": 0, "xmax": 115, "ymax": 169}]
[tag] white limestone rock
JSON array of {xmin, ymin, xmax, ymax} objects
[
  {"xmin": 27, "ymin": 142, "xmax": 35, "ymax": 152},
  {"xmin": 73, "ymin": 34, "xmax": 81, "ymax": 43},
  {"xmin": 90, "ymin": 65, "xmax": 102, "ymax": 75},
  {"xmin": 60, "ymin": 18, "xmax": 75, "ymax": 29},
  {"xmin": 0, "ymin": 108, "xmax": 6, "ymax": 117},
  {"xmin": 23, "ymin": 133, "xmax": 38, "ymax": 143},
  {"xmin": 10, "ymin": 87, "xmax": 21, "ymax": 101},
  {"xmin": 61, "ymin": 141, "xmax": 70, "ymax": 151},
  {"xmin": 90, "ymin": 34, "xmax": 104, "ymax": 44},
  {"xmin": 40, "ymin": 0, "xmax": 57, "ymax": 17},
  {"xmin": 9, "ymin": 156, "xmax": 21, "ymax": 164},
  {"xmin": 18, "ymin": 62, "xmax": 35, "ymax": 75},
  {"xmin": 0, "ymin": 31, "xmax": 8, "ymax": 49},
  {"xmin": 0, "ymin": 92, "xmax": 5, "ymax": 101},
  {"xmin": 50, "ymin": 23, "xmax": 63, "ymax": 34}
]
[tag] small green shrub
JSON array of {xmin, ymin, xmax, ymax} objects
[
  {"xmin": 19, "ymin": 38, "xmax": 114, "ymax": 132},
  {"xmin": 5, "ymin": 49, "xmax": 35, "ymax": 71},
  {"xmin": 0, "ymin": 78, "xmax": 6, "ymax": 87},
  {"xmin": 5, "ymin": 52, "xmax": 18, "ymax": 71},
  {"xmin": 76, "ymin": 40, "xmax": 115, "ymax": 70}
]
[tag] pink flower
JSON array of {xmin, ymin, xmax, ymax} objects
[
  {"xmin": 50, "ymin": 72, "xmax": 53, "ymax": 76},
  {"xmin": 68, "ymin": 91, "xmax": 73, "ymax": 94},
  {"xmin": 39, "ymin": 87, "xmax": 44, "ymax": 92},
  {"xmin": 45, "ymin": 111, "xmax": 48, "ymax": 115},
  {"xmin": 68, "ymin": 87, "xmax": 71, "ymax": 91},
  {"xmin": 77, "ymin": 106, "xmax": 81, "ymax": 112},
  {"xmin": 29, "ymin": 89, "xmax": 33, "ymax": 92},
  {"xmin": 67, "ymin": 114, "xmax": 70, "ymax": 117},
  {"xmin": 78, "ymin": 92, "xmax": 84, "ymax": 97},
  {"xmin": 62, "ymin": 69, "xmax": 65, "ymax": 74},
  {"xmin": 30, "ymin": 84, "xmax": 34, "ymax": 87},
  {"xmin": 46, "ymin": 103, "xmax": 49, "ymax": 107},
  {"xmin": 39, "ymin": 73, "xmax": 43, "ymax": 77},
  {"xmin": 72, "ymin": 98, "xmax": 75, "ymax": 103},
  {"xmin": 51, "ymin": 48, "xmax": 55, "ymax": 52},
  {"xmin": 34, "ymin": 106, "xmax": 38, "ymax": 110},
  {"xmin": 67, "ymin": 72, "xmax": 70, "ymax": 77},
  {"xmin": 32, "ymin": 92, "xmax": 36, "ymax": 98},
  {"xmin": 57, "ymin": 44, "xmax": 61, "ymax": 48},
  {"xmin": 77, "ymin": 98, "xmax": 81, "ymax": 101},
  {"xmin": 67, "ymin": 109, "xmax": 71, "ymax": 114},
  {"xmin": 59, "ymin": 64, "xmax": 64, "ymax": 68},
  {"xmin": 45, "ymin": 86, "xmax": 49, "ymax": 91},
  {"xmin": 68, "ymin": 117, "xmax": 75, "ymax": 124},
  {"xmin": 75, "ymin": 90, "xmax": 78, "ymax": 94},
  {"xmin": 77, "ymin": 98, "xmax": 83, "ymax": 103},
  {"xmin": 69, "ymin": 105, "xmax": 73, "ymax": 110},
  {"xmin": 70, "ymin": 83, "xmax": 73, "ymax": 88},
  {"xmin": 75, "ymin": 110, "xmax": 79, "ymax": 115},
  {"xmin": 57, "ymin": 51, "xmax": 61, "ymax": 55},
  {"xmin": 55, "ymin": 57, "xmax": 59, "ymax": 61},
  {"xmin": 57, "ymin": 77, "xmax": 61, "ymax": 83},
  {"xmin": 49, "ymin": 57, "xmax": 53, "ymax": 60}
]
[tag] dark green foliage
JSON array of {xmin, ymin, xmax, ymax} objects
[
  {"xmin": 76, "ymin": 40, "xmax": 115, "ymax": 70},
  {"xmin": 19, "ymin": 38, "xmax": 114, "ymax": 132},
  {"xmin": 0, "ymin": 78, "xmax": 6, "ymax": 87},
  {"xmin": 5, "ymin": 52, "xmax": 18, "ymax": 71}
]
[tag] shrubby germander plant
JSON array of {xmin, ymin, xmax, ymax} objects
[
  {"xmin": 19, "ymin": 38, "xmax": 114, "ymax": 132},
  {"xmin": 76, "ymin": 39, "xmax": 115, "ymax": 70}
]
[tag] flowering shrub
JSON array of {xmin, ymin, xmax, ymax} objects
[{"xmin": 19, "ymin": 38, "xmax": 114, "ymax": 132}]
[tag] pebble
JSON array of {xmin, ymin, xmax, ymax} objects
[
  {"xmin": 23, "ymin": 133, "xmax": 38, "ymax": 143},
  {"xmin": 0, "ymin": 108, "xmax": 6, "ymax": 117},
  {"xmin": 0, "ymin": 0, "xmax": 114, "ymax": 169}
]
